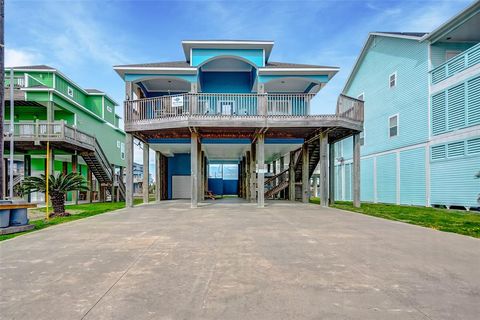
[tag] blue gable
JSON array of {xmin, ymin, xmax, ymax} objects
[{"xmin": 192, "ymin": 48, "xmax": 264, "ymax": 67}]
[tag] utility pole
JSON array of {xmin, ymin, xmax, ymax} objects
[{"xmin": 0, "ymin": 0, "xmax": 5, "ymax": 199}]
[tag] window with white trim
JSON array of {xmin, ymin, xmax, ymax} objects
[
  {"xmin": 389, "ymin": 114, "xmax": 398, "ymax": 137},
  {"xmin": 67, "ymin": 86, "xmax": 74, "ymax": 97},
  {"xmin": 120, "ymin": 142, "xmax": 125, "ymax": 159},
  {"xmin": 117, "ymin": 140, "xmax": 121, "ymax": 148},
  {"xmin": 389, "ymin": 72, "xmax": 397, "ymax": 88},
  {"xmin": 359, "ymin": 131, "xmax": 365, "ymax": 146}
]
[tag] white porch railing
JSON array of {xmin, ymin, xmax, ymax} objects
[
  {"xmin": 124, "ymin": 92, "xmax": 363, "ymax": 125},
  {"xmin": 431, "ymin": 42, "xmax": 480, "ymax": 85},
  {"xmin": 4, "ymin": 121, "xmax": 96, "ymax": 149}
]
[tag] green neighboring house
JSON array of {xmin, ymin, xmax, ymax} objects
[{"xmin": 4, "ymin": 65, "xmax": 126, "ymax": 203}]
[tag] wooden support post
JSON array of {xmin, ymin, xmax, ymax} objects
[
  {"xmin": 257, "ymin": 133, "xmax": 265, "ymax": 208},
  {"xmin": 155, "ymin": 151, "xmax": 161, "ymax": 202},
  {"xmin": 72, "ymin": 154, "xmax": 78, "ymax": 204},
  {"xmin": 125, "ymin": 133, "xmax": 134, "ymax": 207},
  {"xmin": 329, "ymin": 143, "xmax": 335, "ymax": 206},
  {"xmin": 197, "ymin": 144, "xmax": 202, "ymax": 202},
  {"xmin": 279, "ymin": 156, "xmax": 285, "ymax": 199},
  {"xmin": 24, "ymin": 155, "xmax": 31, "ymax": 202},
  {"xmin": 143, "ymin": 142, "xmax": 149, "ymax": 204},
  {"xmin": 249, "ymin": 143, "xmax": 256, "ymax": 202},
  {"xmin": 289, "ymin": 151, "xmax": 295, "ymax": 201},
  {"xmin": 245, "ymin": 151, "xmax": 251, "ymax": 200},
  {"xmin": 191, "ymin": 132, "xmax": 199, "ymax": 208},
  {"xmin": 302, "ymin": 143, "xmax": 309, "ymax": 203},
  {"xmin": 87, "ymin": 168, "xmax": 93, "ymax": 203},
  {"xmin": 353, "ymin": 133, "xmax": 361, "ymax": 208},
  {"xmin": 319, "ymin": 132, "xmax": 328, "ymax": 207},
  {"xmin": 111, "ymin": 164, "xmax": 116, "ymax": 203}
]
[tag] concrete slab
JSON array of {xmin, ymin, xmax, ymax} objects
[{"xmin": 0, "ymin": 201, "xmax": 479, "ymax": 320}]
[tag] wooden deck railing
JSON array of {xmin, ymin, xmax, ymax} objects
[
  {"xmin": 3, "ymin": 121, "xmax": 96, "ymax": 149},
  {"xmin": 124, "ymin": 92, "xmax": 364, "ymax": 125}
]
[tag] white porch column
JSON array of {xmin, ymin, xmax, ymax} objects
[
  {"xmin": 143, "ymin": 142, "xmax": 149, "ymax": 204},
  {"xmin": 191, "ymin": 132, "xmax": 199, "ymax": 208},
  {"xmin": 353, "ymin": 133, "xmax": 361, "ymax": 208},
  {"xmin": 329, "ymin": 143, "xmax": 335, "ymax": 206},
  {"xmin": 319, "ymin": 132, "xmax": 329, "ymax": 207},
  {"xmin": 125, "ymin": 133, "xmax": 134, "ymax": 207},
  {"xmin": 257, "ymin": 134, "xmax": 265, "ymax": 208}
]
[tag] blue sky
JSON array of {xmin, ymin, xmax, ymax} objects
[{"xmin": 6, "ymin": 0, "xmax": 473, "ymax": 166}]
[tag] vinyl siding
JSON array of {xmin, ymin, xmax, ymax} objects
[
  {"xmin": 360, "ymin": 158, "xmax": 374, "ymax": 202},
  {"xmin": 430, "ymin": 136, "xmax": 480, "ymax": 207},
  {"xmin": 376, "ymin": 153, "xmax": 397, "ymax": 204},
  {"xmin": 344, "ymin": 36, "xmax": 429, "ymax": 156},
  {"xmin": 400, "ymin": 147, "xmax": 426, "ymax": 205}
]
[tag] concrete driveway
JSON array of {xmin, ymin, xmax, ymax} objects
[{"xmin": 1, "ymin": 200, "xmax": 479, "ymax": 320}]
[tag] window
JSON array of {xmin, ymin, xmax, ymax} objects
[
  {"xmin": 117, "ymin": 140, "xmax": 120, "ymax": 148},
  {"xmin": 359, "ymin": 131, "xmax": 365, "ymax": 146},
  {"xmin": 389, "ymin": 114, "xmax": 399, "ymax": 137},
  {"xmin": 120, "ymin": 142, "xmax": 125, "ymax": 159},
  {"xmin": 357, "ymin": 93, "xmax": 364, "ymax": 101},
  {"xmin": 445, "ymin": 50, "xmax": 461, "ymax": 61},
  {"xmin": 389, "ymin": 72, "xmax": 397, "ymax": 88},
  {"xmin": 67, "ymin": 86, "xmax": 74, "ymax": 98}
]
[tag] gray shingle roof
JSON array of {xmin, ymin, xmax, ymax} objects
[
  {"xmin": 114, "ymin": 61, "xmax": 191, "ymax": 68},
  {"xmin": 265, "ymin": 61, "xmax": 337, "ymax": 69},
  {"xmin": 11, "ymin": 65, "xmax": 55, "ymax": 70},
  {"xmin": 85, "ymin": 89, "xmax": 104, "ymax": 94}
]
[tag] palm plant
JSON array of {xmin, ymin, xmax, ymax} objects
[{"xmin": 22, "ymin": 172, "xmax": 89, "ymax": 217}]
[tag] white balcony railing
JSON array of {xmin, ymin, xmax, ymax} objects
[
  {"xmin": 124, "ymin": 92, "xmax": 364, "ymax": 125},
  {"xmin": 431, "ymin": 42, "xmax": 480, "ymax": 85},
  {"xmin": 3, "ymin": 121, "xmax": 96, "ymax": 149}
]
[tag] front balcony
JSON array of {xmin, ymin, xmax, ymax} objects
[
  {"xmin": 124, "ymin": 93, "xmax": 364, "ymax": 138},
  {"xmin": 3, "ymin": 121, "xmax": 96, "ymax": 153},
  {"xmin": 430, "ymin": 42, "xmax": 480, "ymax": 86}
]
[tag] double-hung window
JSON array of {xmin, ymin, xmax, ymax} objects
[
  {"xmin": 389, "ymin": 114, "xmax": 399, "ymax": 138},
  {"xmin": 389, "ymin": 72, "xmax": 397, "ymax": 88}
]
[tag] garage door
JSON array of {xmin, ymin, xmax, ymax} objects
[{"xmin": 172, "ymin": 175, "xmax": 191, "ymax": 199}]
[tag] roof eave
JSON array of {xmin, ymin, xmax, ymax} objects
[{"xmin": 420, "ymin": 1, "xmax": 480, "ymax": 43}]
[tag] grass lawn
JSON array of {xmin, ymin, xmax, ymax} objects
[
  {"xmin": 310, "ymin": 197, "xmax": 480, "ymax": 238},
  {"xmin": 0, "ymin": 198, "xmax": 145, "ymax": 242}
]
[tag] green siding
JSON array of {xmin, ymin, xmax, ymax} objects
[{"xmin": 55, "ymin": 76, "xmax": 87, "ymax": 107}]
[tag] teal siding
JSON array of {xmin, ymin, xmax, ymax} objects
[
  {"xmin": 431, "ymin": 75, "xmax": 480, "ymax": 135},
  {"xmin": 360, "ymin": 158, "xmax": 374, "ymax": 202},
  {"xmin": 344, "ymin": 36, "xmax": 429, "ymax": 156},
  {"xmin": 376, "ymin": 153, "xmax": 397, "ymax": 204},
  {"xmin": 345, "ymin": 164, "xmax": 352, "ymax": 201},
  {"xmin": 400, "ymin": 147, "xmax": 426, "ymax": 205},
  {"xmin": 335, "ymin": 166, "xmax": 342, "ymax": 200},
  {"xmin": 430, "ymin": 136, "xmax": 480, "ymax": 207},
  {"xmin": 430, "ymin": 42, "xmax": 475, "ymax": 68}
]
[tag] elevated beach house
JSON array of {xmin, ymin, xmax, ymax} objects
[{"xmin": 114, "ymin": 40, "xmax": 364, "ymax": 208}]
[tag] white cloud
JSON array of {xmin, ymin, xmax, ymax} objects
[{"xmin": 5, "ymin": 48, "xmax": 42, "ymax": 67}]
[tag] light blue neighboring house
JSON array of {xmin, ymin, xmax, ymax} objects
[{"xmin": 334, "ymin": 1, "xmax": 480, "ymax": 209}]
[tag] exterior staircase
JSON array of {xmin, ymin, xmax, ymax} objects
[
  {"xmin": 264, "ymin": 140, "xmax": 321, "ymax": 200},
  {"xmin": 80, "ymin": 138, "xmax": 125, "ymax": 201}
]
